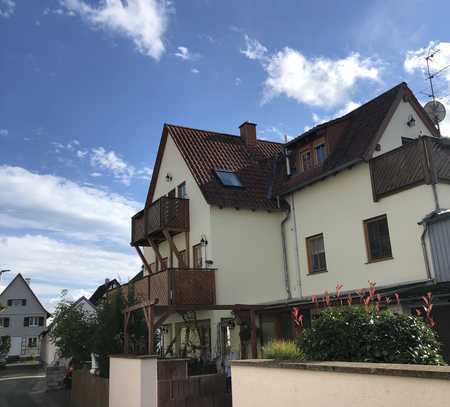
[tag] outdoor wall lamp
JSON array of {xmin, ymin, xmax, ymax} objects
[
  {"xmin": 165, "ymin": 173, "xmax": 173, "ymax": 182},
  {"xmin": 200, "ymin": 235, "xmax": 208, "ymax": 246},
  {"xmin": 407, "ymin": 115, "xmax": 416, "ymax": 127}
]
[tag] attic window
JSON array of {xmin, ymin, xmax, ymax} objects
[{"xmin": 215, "ymin": 170, "xmax": 243, "ymax": 187}]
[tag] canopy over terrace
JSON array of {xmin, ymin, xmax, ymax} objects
[{"xmin": 123, "ymin": 300, "xmax": 268, "ymax": 359}]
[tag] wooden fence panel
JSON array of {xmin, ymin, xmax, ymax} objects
[{"xmin": 71, "ymin": 369, "xmax": 109, "ymax": 407}]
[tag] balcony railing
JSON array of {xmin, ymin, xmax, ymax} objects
[
  {"xmin": 109, "ymin": 268, "xmax": 216, "ymax": 307},
  {"xmin": 131, "ymin": 197, "xmax": 189, "ymax": 246},
  {"xmin": 369, "ymin": 137, "xmax": 450, "ymax": 201}
]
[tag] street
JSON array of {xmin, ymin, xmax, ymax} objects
[{"xmin": 0, "ymin": 366, "xmax": 70, "ymax": 407}]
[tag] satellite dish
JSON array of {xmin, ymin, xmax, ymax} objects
[{"xmin": 424, "ymin": 101, "xmax": 446, "ymax": 124}]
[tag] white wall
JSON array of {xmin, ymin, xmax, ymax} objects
[
  {"xmin": 210, "ymin": 207, "xmax": 287, "ymax": 305},
  {"xmin": 373, "ymin": 99, "xmax": 433, "ymax": 157},
  {"xmin": 142, "ymin": 134, "xmax": 212, "ymax": 269},
  {"xmin": 285, "ymin": 163, "xmax": 436, "ymax": 297},
  {"xmin": 232, "ymin": 362, "xmax": 450, "ymax": 407}
]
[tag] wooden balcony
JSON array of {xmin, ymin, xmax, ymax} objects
[
  {"xmin": 131, "ymin": 197, "xmax": 189, "ymax": 246},
  {"xmin": 111, "ymin": 268, "xmax": 216, "ymax": 307},
  {"xmin": 369, "ymin": 137, "xmax": 450, "ymax": 201}
]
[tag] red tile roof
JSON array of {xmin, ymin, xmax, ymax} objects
[{"xmin": 147, "ymin": 124, "xmax": 283, "ymax": 211}]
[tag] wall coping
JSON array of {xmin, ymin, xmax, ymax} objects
[{"xmin": 231, "ymin": 360, "xmax": 450, "ymax": 380}]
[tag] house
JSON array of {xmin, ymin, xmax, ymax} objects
[
  {"xmin": 89, "ymin": 278, "xmax": 120, "ymax": 306},
  {"xmin": 113, "ymin": 82, "xmax": 450, "ymax": 363},
  {"xmin": 40, "ymin": 295, "xmax": 96, "ymax": 366},
  {"xmin": 0, "ymin": 274, "xmax": 50, "ymax": 360}
]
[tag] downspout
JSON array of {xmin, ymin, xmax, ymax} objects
[
  {"xmin": 422, "ymin": 137, "xmax": 440, "ymax": 211},
  {"xmin": 280, "ymin": 202, "xmax": 292, "ymax": 300},
  {"xmin": 290, "ymin": 195, "xmax": 303, "ymax": 298}
]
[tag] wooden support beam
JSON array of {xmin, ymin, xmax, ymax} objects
[
  {"xmin": 148, "ymin": 238, "xmax": 163, "ymax": 265},
  {"xmin": 135, "ymin": 246, "xmax": 151, "ymax": 273},
  {"xmin": 154, "ymin": 311, "xmax": 173, "ymax": 329},
  {"xmin": 163, "ymin": 229, "xmax": 186, "ymax": 268},
  {"xmin": 185, "ymin": 231, "xmax": 190, "ymax": 268},
  {"xmin": 250, "ymin": 309, "xmax": 257, "ymax": 359},
  {"xmin": 124, "ymin": 299, "xmax": 158, "ymax": 314},
  {"xmin": 149, "ymin": 305, "xmax": 155, "ymax": 354}
]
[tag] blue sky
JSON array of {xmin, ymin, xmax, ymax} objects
[{"xmin": 1, "ymin": 0, "xmax": 450, "ymax": 309}]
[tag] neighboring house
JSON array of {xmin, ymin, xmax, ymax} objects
[
  {"xmin": 40, "ymin": 296, "xmax": 96, "ymax": 366},
  {"xmin": 89, "ymin": 278, "xmax": 120, "ymax": 307},
  {"xmin": 117, "ymin": 82, "xmax": 450, "ymax": 363},
  {"xmin": 0, "ymin": 274, "xmax": 50, "ymax": 359}
]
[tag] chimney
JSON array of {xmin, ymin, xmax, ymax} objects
[
  {"xmin": 105, "ymin": 278, "xmax": 110, "ymax": 285},
  {"xmin": 239, "ymin": 121, "xmax": 257, "ymax": 147},
  {"xmin": 25, "ymin": 278, "xmax": 31, "ymax": 285}
]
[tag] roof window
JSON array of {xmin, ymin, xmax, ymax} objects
[{"xmin": 215, "ymin": 170, "xmax": 243, "ymax": 187}]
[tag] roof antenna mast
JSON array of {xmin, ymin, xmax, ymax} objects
[{"xmin": 424, "ymin": 47, "xmax": 448, "ymax": 136}]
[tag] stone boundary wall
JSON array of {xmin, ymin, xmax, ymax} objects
[{"xmin": 231, "ymin": 360, "xmax": 450, "ymax": 407}]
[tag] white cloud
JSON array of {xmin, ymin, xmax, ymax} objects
[
  {"xmin": 0, "ymin": 165, "xmax": 141, "ymax": 245},
  {"xmin": 241, "ymin": 36, "xmax": 381, "ymax": 109},
  {"xmin": 235, "ymin": 77, "xmax": 242, "ymax": 86},
  {"xmin": 240, "ymin": 35, "xmax": 268, "ymax": 61},
  {"xmin": 90, "ymin": 147, "xmax": 135, "ymax": 185},
  {"xmin": 404, "ymin": 41, "xmax": 450, "ymax": 137},
  {"xmin": 0, "ymin": 0, "xmax": 15, "ymax": 18},
  {"xmin": 191, "ymin": 68, "xmax": 199, "ymax": 74},
  {"xmin": 0, "ymin": 234, "xmax": 139, "ymax": 311},
  {"xmin": 0, "ymin": 129, "xmax": 8, "ymax": 137},
  {"xmin": 63, "ymin": 0, "xmax": 170, "ymax": 60},
  {"xmin": 175, "ymin": 46, "xmax": 191, "ymax": 60}
]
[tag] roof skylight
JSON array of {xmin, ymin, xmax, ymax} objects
[{"xmin": 215, "ymin": 170, "xmax": 243, "ymax": 187}]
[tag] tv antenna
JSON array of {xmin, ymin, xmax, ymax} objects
[{"xmin": 424, "ymin": 48, "xmax": 449, "ymax": 135}]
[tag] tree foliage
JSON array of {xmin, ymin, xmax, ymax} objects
[
  {"xmin": 50, "ymin": 291, "xmax": 96, "ymax": 366},
  {"xmin": 299, "ymin": 306, "xmax": 445, "ymax": 365},
  {"xmin": 0, "ymin": 336, "xmax": 10, "ymax": 356}
]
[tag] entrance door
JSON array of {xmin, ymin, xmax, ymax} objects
[{"xmin": 9, "ymin": 337, "xmax": 21, "ymax": 356}]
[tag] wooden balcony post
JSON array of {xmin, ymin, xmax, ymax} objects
[
  {"xmin": 123, "ymin": 311, "xmax": 130, "ymax": 354},
  {"xmin": 163, "ymin": 229, "xmax": 186, "ymax": 269}
]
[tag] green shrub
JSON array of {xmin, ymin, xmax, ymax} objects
[
  {"xmin": 299, "ymin": 306, "xmax": 444, "ymax": 365},
  {"xmin": 263, "ymin": 340, "xmax": 303, "ymax": 360}
]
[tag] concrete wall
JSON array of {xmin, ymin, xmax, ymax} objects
[
  {"xmin": 232, "ymin": 361, "xmax": 450, "ymax": 407},
  {"xmin": 109, "ymin": 356, "xmax": 158, "ymax": 407},
  {"xmin": 285, "ymin": 163, "xmax": 436, "ymax": 297}
]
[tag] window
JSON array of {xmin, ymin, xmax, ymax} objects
[
  {"xmin": 24, "ymin": 317, "xmax": 44, "ymax": 327},
  {"xmin": 160, "ymin": 258, "xmax": 168, "ymax": 271},
  {"xmin": 0, "ymin": 318, "xmax": 10, "ymax": 328},
  {"xmin": 193, "ymin": 244, "xmax": 203, "ymax": 268},
  {"xmin": 28, "ymin": 337, "xmax": 37, "ymax": 348},
  {"xmin": 167, "ymin": 189, "xmax": 176, "ymax": 199},
  {"xmin": 177, "ymin": 182, "xmax": 187, "ymax": 199},
  {"xmin": 314, "ymin": 142, "xmax": 327, "ymax": 166},
  {"xmin": 306, "ymin": 234, "xmax": 327, "ymax": 274},
  {"xmin": 299, "ymin": 149, "xmax": 312, "ymax": 172},
  {"xmin": 7, "ymin": 299, "xmax": 26, "ymax": 306},
  {"xmin": 364, "ymin": 215, "xmax": 393, "ymax": 262},
  {"xmin": 214, "ymin": 170, "xmax": 243, "ymax": 187},
  {"xmin": 149, "ymin": 262, "xmax": 157, "ymax": 273}
]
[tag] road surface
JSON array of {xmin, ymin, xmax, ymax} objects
[{"xmin": 0, "ymin": 365, "xmax": 70, "ymax": 407}]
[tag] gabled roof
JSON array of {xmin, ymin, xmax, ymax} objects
[
  {"xmin": 0, "ymin": 273, "xmax": 50, "ymax": 317},
  {"xmin": 146, "ymin": 124, "xmax": 283, "ymax": 211},
  {"xmin": 274, "ymin": 82, "xmax": 440, "ymax": 196},
  {"xmin": 89, "ymin": 279, "xmax": 119, "ymax": 306}
]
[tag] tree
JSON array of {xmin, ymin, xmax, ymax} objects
[{"xmin": 50, "ymin": 291, "xmax": 96, "ymax": 366}]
